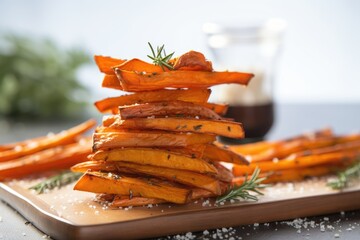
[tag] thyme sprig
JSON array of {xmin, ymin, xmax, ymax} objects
[
  {"xmin": 29, "ymin": 171, "xmax": 82, "ymax": 194},
  {"xmin": 216, "ymin": 168, "xmax": 268, "ymax": 203},
  {"xmin": 327, "ymin": 161, "xmax": 360, "ymax": 190},
  {"xmin": 147, "ymin": 42, "xmax": 174, "ymax": 71}
]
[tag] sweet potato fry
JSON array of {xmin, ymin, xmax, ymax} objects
[
  {"xmin": 113, "ymin": 101, "xmax": 228, "ymax": 116},
  {"xmin": 71, "ymin": 160, "xmax": 117, "ymax": 173},
  {"xmin": 233, "ymin": 165, "xmax": 339, "ymax": 185},
  {"xmin": 94, "ymin": 88, "xmax": 211, "ymax": 113},
  {"xmin": 94, "ymin": 55, "xmax": 126, "ymax": 74},
  {"xmin": 112, "ymin": 58, "xmax": 169, "ymax": 72},
  {"xmin": 115, "ymin": 69, "xmax": 254, "ymax": 92},
  {"xmin": 0, "ymin": 119, "xmax": 96, "ymax": 162},
  {"xmin": 95, "ymin": 194, "xmax": 165, "ymax": 207},
  {"xmin": 0, "ymin": 139, "xmax": 92, "ymax": 180},
  {"xmin": 228, "ymin": 141, "xmax": 277, "ymax": 156},
  {"xmin": 0, "ymin": 135, "xmax": 49, "ymax": 152},
  {"xmin": 229, "ymin": 128, "xmax": 334, "ymax": 158},
  {"xmin": 104, "ymin": 186, "xmax": 228, "ymax": 207},
  {"xmin": 116, "ymin": 162, "xmax": 221, "ymax": 194},
  {"xmin": 190, "ymin": 188, "xmax": 216, "ymax": 200},
  {"xmin": 212, "ymin": 162, "xmax": 234, "ymax": 183},
  {"xmin": 109, "ymin": 118, "xmax": 244, "ymax": 139},
  {"xmin": 292, "ymin": 139, "xmax": 360, "ymax": 157},
  {"xmin": 263, "ymin": 166, "xmax": 338, "ymax": 183},
  {"xmin": 118, "ymin": 100, "xmax": 222, "ymax": 120},
  {"xmin": 159, "ymin": 144, "xmax": 206, "ymax": 159},
  {"xmin": 91, "ymin": 148, "xmax": 218, "ymax": 174},
  {"xmin": 73, "ymin": 160, "xmax": 221, "ymax": 194},
  {"xmin": 203, "ymin": 144, "xmax": 249, "ymax": 165},
  {"xmin": 74, "ymin": 171, "xmax": 191, "ymax": 204},
  {"xmin": 229, "ymin": 136, "xmax": 335, "ymax": 163},
  {"xmin": 232, "ymin": 150, "xmax": 360, "ymax": 176},
  {"xmin": 191, "ymin": 182, "xmax": 230, "ymax": 200},
  {"xmin": 110, "ymin": 195, "xmax": 165, "ymax": 207},
  {"xmin": 102, "ymin": 115, "xmax": 118, "ymax": 127},
  {"xmin": 102, "ymin": 75, "xmax": 123, "ymax": 90},
  {"xmin": 93, "ymin": 131, "xmax": 216, "ymax": 149},
  {"xmin": 200, "ymin": 102, "xmax": 229, "ymax": 116}
]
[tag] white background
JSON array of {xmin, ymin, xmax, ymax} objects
[{"xmin": 0, "ymin": 0, "xmax": 359, "ymax": 104}]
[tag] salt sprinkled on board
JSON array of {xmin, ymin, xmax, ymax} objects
[
  {"xmin": 166, "ymin": 227, "xmax": 238, "ymax": 240},
  {"xmin": 202, "ymin": 199, "xmax": 211, "ymax": 207}
]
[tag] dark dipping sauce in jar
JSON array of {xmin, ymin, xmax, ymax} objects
[{"xmin": 219, "ymin": 102, "xmax": 274, "ymax": 144}]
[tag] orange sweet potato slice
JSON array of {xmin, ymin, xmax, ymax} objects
[
  {"xmin": 203, "ymin": 144, "xmax": 249, "ymax": 165},
  {"xmin": 93, "ymin": 130, "xmax": 216, "ymax": 149},
  {"xmin": 94, "ymin": 88, "xmax": 211, "ymax": 113},
  {"xmin": 109, "ymin": 117, "xmax": 244, "ymax": 139},
  {"xmin": 0, "ymin": 119, "xmax": 96, "ymax": 162},
  {"xmin": 91, "ymin": 148, "xmax": 218, "ymax": 174},
  {"xmin": 74, "ymin": 171, "xmax": 191, "ymax": 204},
  {"xmin": 115, "ymin": 69, "xmax": 254, "ymax": 92},
  {"xmin": 0, "ymin": 139, "xmax": 91, "ymax": 180},
  {"xmin": 94, "ymin": 55, "xmax": 126, "ymax": 74},
  {"xmin": 118, "ymin": 100, "xmax": 222, "ymax": 120},
  {"xmin": 72, "ymin": 160, "xmax": 221, "ymax": 194}
]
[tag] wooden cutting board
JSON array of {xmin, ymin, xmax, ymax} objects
[{"xmin": 0, "ymin": 176, "xmax": 359, "ymax": 240}]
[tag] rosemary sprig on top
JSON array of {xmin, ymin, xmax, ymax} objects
[{"xmin": 147, "ymin": 42, "xmax": 174, "ymax": 70}]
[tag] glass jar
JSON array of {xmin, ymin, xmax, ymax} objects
[{"xmin": 203, "ymin": 19, "xmax": 287, "ymax": 143}]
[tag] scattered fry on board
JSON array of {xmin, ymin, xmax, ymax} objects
[{"xmin": 0, "ymin": 120, "xmax": 96, "ymax": 180}]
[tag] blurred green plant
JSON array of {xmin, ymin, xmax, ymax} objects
[{"xmin": 0, "ymin": 34, "xmax": 91, "ymax": 120}]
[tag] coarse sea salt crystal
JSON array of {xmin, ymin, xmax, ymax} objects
[
  {"xmin": 320, "ymin": 225, "xmax": 326, "ymax": 232},
  {"xmin": 327, "ymin": 225, "xmax": 335, "ymax": 230},
  {"xmin": 185, "ymin": 232, "xmax": 195, "ymax": 239}
]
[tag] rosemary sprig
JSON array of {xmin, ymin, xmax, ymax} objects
[
  {"xmin": 327, "ymin": 161, "xmax": 360, "ymax": 190},
  {"xmin": 216, "ymin": 168, "xmax": 268, "ymax": 203},
  {"xmin": 29, "ymin": 171, "xmax": 82, "ymax": 194},
  {"xmin": 147, "ymin": 42, "xmax": 174, "ymax": 71}
]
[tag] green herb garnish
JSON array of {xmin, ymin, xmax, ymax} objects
[
  {"xmin": 147, "ymin": 42, "xmax": 174, "ymax": 71},
  {"xmin": 29, "ymin": 171, "xmax": 82, "ymax": 194},
  {"xmin": 327, "ymin": 161, "xmax": 360, "ymax": 190},
  {"xmin": 216, "ymin": 168, "xmax": 267, "ymax": 203}
]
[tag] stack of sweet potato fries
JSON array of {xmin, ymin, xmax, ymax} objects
[
  {"xmin": 71, "ymin": 51, "xmax": 254, "ymax": 206},
  {"xmin": 0, "ymin": 120, "xmax": 96, "ymax": 180}
]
